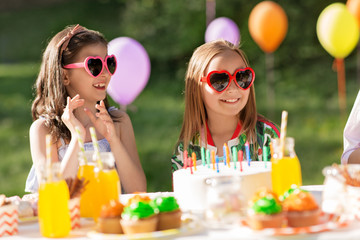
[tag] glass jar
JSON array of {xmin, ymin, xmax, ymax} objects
[
  {"xmin": 77, "ymin": 151, "xmax": 121, "ymax": 219},
  {"xmin": 204, "ymin": 176, "xmax": 245, "ymax": 228},
  {"xmin": 38, "ymin": 162, "xmax": 71, "ymax": 237},
  {"xmin": 271, "ymin": 137, "xmax": 302, "ymax": 197}
]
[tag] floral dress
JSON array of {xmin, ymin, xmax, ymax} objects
[{"xmin": 171, "ymin": 117, "xmax": 280, "ymax": 172}]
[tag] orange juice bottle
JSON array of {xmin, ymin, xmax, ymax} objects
[
  {"xmin": 77, "ymin": 152, "xmax": 101, "ymax": 218},
  {"xmin": 271, "ymin": 137, "xmax": 302, "ymax": 197},
  {"xmin": 93, "ymin": 152, "xmax": 121, "ymax": 218},
  {"xmin": 38, "ymin": 163, "xmax": 71, "ymax": 238}
]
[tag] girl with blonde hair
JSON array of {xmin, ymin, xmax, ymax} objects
[
  {"xmin": 171, "ymin": 40, "xmax": 279, "ymax": 171},
  {"xmin": 26, "ymin": 24, "xmax": 146, "ymax": 193}
]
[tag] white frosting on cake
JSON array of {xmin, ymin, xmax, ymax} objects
[{"xmin": 173, "ymin": 161, "xmax": 272, "ymax": 212}]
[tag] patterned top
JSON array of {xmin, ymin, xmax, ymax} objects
[{"xmin": 171, "ymin": 117, "xmax": 280, "ymax": 172}]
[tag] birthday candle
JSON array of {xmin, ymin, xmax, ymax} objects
[
  {"xmin": 245, "ymin": 141, "xmax": 251, "ymax": 166},
  {"xmin": 201, "ymin": 147, "xmax": 206, "ymax": 166},
  {"xmin": 211, "ymin": 150, "xmax": 215, "ymax": 170},
  {"xmin": 216, "ymin": 155, "xmax": 219, "ymax": 173},
  {"xmin": 206, "ymin": 149, "xmax": 211, "ymax": 168},
  {"xmin": 225, "ymin": 144, "xmax": 230, "ymax": 167},
  {"xmin": 263, "ymin": 146, "xmax": 269, "ymax": 168},
  {"xmin": 183, "ymin": 150, "xmax": 188, "ymax": 169},
  {"xmin": 189, "ymin": 154, "xmax": 193, "ymax": 174},
  {"xmin": 223, "ymin": 144, "xmax": 227, "ymax": 166},
  {"xmin": 238, "ymin": 150, "xmax": 243, "ymax": 172},
  {"xmin": 232, "ymin": 147, "xmax": 237, "ymax": 169},
  {"xmin": 192, "ymin": 152, "xmax": 197, "ymax": 171}
]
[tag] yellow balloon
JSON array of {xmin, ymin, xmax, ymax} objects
[{"xmin": 317, "ymin": 3, "xmax": 359, "ymax": 59}]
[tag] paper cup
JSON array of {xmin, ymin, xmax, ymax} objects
[
  {"xmin": 69, "ymin": 198, "xmax": 80, "ymax": 230},
  {"xmin": 0, "ymin": 204, "xmax": 18, "ymax": 237}
]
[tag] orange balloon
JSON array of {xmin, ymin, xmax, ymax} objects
[
  {"xmin": 347, "ymin": 0, "xmax": 360, "ymax": 27},
  {"xmin": 249, "ymin": 1, "xmax": 288, "ymax": 53}
]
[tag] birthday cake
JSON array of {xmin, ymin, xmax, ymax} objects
[{"xmin": 172, "ymin": 161, "xmax": 272, "ymax": 212}]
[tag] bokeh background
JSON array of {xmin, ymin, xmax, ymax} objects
[{"xmin": 0, "ymin": 0, "xmax": 358, "ymax": 196}]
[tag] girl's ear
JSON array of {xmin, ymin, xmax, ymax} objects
[{"xmin": 63, "ymin": 69, "xmax": 70, "ymax": 86}]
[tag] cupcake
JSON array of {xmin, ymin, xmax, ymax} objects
[
  {"xmin": 282, "ymin": 187, "xmax": 320, "ymax": 227},
  {"xmin": 152, "ymin": 196, "xmax": 182, "ymax": 230},
  {"xmin": 97, "ymin": 200, "xmax": 124, "ymax": 234},
  {"xmin": 120, "ymin": 201, "xmax": 158, "ymax": 234},
  {"xmin": 247, "ymin": 190, "xmax": 284, "ymax": 230}
]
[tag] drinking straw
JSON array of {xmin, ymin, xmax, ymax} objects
[
  {"xmin": 201, "ymin": 147, "xmax": 205, "ymax": 166},
  {"xmin": 280, "ymin": 110, "xmax": 288, "ymax": 158},
  {"xmin": 211, "ymin": 150, "xmax": 215, "ymax": 170},
  {"xmin": 183, "ymin": 150, "xmax": 188, "ymax": 169},
  {"xmin": 223, "ymin": 144, "xmax": 227, "ymax": 166},
  {"xmin": 206, "ymin": 149, "xmax": 211, "ymax": 168},
  {"xmin": 215, "ymin": 155, "xmax": 219, "ymax": 173},
  {"xmin": 245, "ymin": 141, "xmax": 251, "ymax": 166},
  {"xmin": 45, "ymin": 134, "xmax": 52, "ymax": 182},
  {"xmin": 89, "ymin": 127, "xmax": 103, "ymax": 170},
  {"xmin": 192, "ymin": 152, "xmax": 197, "ymax": 171},
  {"xmin": 75, "ymin": 126, "xmax": 88, "ymax": 164},
  {"xmin": 238, "ymin": 150, "xmax": 243, "ymax": 172},
  {"xmin": 263, "ymin": 146, "xmax": 269, "ymax": 168},
  {"xmin": 232, "ymin": 147, "xmax": 237, "ymax": 169}
]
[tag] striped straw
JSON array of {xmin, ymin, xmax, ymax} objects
[
  {"xmin": 89, "ymin": 127, "xmax": 103, "ymax": 170},
  {"xmin": 45, "ymin": 134, "xmax": 52, "ymax": 182},
  {"xmin": 280, "ymin": 110, "xmax": 288, "ymax": 158},
  {"xmin": 75, "ymin": 127, "xmax": 88, "ymax": 164}
]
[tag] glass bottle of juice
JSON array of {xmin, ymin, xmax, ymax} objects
[
  {"xmin": 38, "ymin": 162, "xmax": 71, "ymax": 238},
  {"xmin": 271, "ymin": 137, "xmax": 302, "ymax": 197},
  {"xmin": 94, "ymin": 152, "xmax": 121, "ymax": 218},
  {"xmin": 77, "ymin": 152, "xmax": 100, "ymax": 218}
]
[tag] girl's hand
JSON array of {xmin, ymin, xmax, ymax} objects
[
  {"xmin": 85, "ymin": 100, "xmax": 117, "ymax": 142},
  {"xmin": 61, "ymin": 94, "xmax": 86, "ymax": 138}
]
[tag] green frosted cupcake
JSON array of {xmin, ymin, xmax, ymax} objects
[{"xmin": 152, "ymin": 196, "xmax": 182, "ymax": 230}]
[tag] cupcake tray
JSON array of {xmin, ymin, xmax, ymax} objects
[
  {"xmin": 87, "ymin": 213, "xmax": 204, "ymax": 239},
  {"xmin": 239, "ymin": 212, "xmax": 350, "ymax": 236}
]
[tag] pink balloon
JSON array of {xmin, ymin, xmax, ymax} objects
[
  {"xmin": 205, "ymin": 17, "xmax": 241, "ymax": 45},
  {"xmin": 107, "ymin": 37, "xmax": 151, "ymax": 105}
]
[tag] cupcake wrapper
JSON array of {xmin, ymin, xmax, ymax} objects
[
  {"xmin": 69, "ymin": 198, "xmax": 81, "ymax": 230},
  {"xmin": 0, "ymin": 205, "xmax": 18, "ymax": 237}
]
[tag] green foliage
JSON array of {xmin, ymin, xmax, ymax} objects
[{"xmin": 0, "ymin": 0, "xmax": 357, "ymax": 195}]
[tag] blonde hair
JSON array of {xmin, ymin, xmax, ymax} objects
[
  {"xmin": 31, "ymin": 24, "xmax": 113, "ymax": 143},
  {"xmin": 179, "ymin": 39, "xmax": 257, "ymax": 149}
]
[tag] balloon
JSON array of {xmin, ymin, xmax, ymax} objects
[
  {"xmin": 205, "ymin": 17, "xmax": 240, "ymax": 45},
  {"xmin": 248, "ymin": 1, "xmax": 288, "ymax": 53},
  {"xmin": 107, "ymin": 37, "xmax": 150, "ymax": 105},
  {"xmin": 317, "ymin": 3, "xmax": 359, "ymax": 59},
  {"xmin": 347, "ymin": 0, "xmax": 360, "ymax": 27}
]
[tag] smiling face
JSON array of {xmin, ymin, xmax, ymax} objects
[
  {"xmin": 63, "ymin": 43, "xmax": 110, "ymax": 103},
  {"xmin": 201, "ymin": 50, "xmax": 250, "ymax": 120}
]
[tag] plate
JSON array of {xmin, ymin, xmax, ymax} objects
[
  {"xmin": 19, "ymin": 216, "xmax": 38, "ymax": 224},
  {"xmin": 87, "ymin": 214, "xmax": 203, "ymax": 240},
  {"xmin": 239, "ymin": 212, "xmax": 349, "ymax": 236}
]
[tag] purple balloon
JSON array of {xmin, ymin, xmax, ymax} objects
[
  {"xmin": 205, "ymin": 17, "xmax": 241, "ymax": 45},
  {"xmin": 107, "ymin": 37, "xmax": 151, "ymax": 105}
]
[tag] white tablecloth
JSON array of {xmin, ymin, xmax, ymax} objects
[{"xmin": 3, "ymin": 186, "xmax": 360, "ymax": 240}]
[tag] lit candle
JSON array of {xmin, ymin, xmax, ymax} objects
[
  {"xmin": 201, "ymin": 147, "xmax": 206, "ymax": 166},
  {"xmin": 245, "ymin": 141, "xmax": 251, "ymax": 166},
  {"xmin": 183, "ymin": 150, "xmax": 188, "ymax": 169},
  {"xmin": 223, "ymin": 144, "xmax": 227, "ymax": 166},
  {"xmin": 263, "ymin": 146, "xmax": 269, "ymax": 169},
  {"xmin": 232, "ymin": 147, "xmax": 237, "ymax": 170},
  {"xmin": 226, "ymin": 144, "xmax": 230, "ymax": 167},
  {"xmin": 206, "ymin": 149, "xmax": 211, "ymax": 168},
  {"xmin": 216, "ymin": 155, "xmax": 219, "ymax": 173},
  {"xmin": 211, "ymin": 150, "xmax": 215, "ymax": 170},
  {"xmin": 189, "ymin": 154, "xmax": 193, "ymax": 174},
  {"xmin": 238, "ymin": 150, "xmax": 243, "ymax": 172},
  {"xmin": 192, "ymin": 152, "xmax": 197, "ymax": 171}
]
